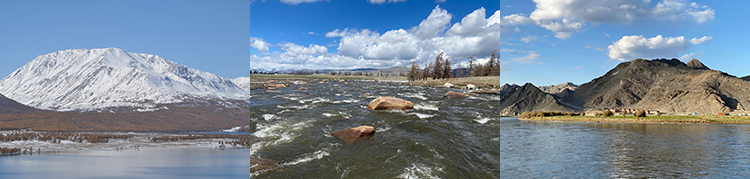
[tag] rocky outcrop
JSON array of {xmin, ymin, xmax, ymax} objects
[
  {"xmin": 444, "ymin": 91, "xmax": 466, "ymax": 98},
  {"xmin": 498, "ymin": 84, "xmax": 521, "ymax": 95},
  {"xmin": 367, "ymin": 97, "xmax": 413, "ymax": 110},
  {"xmin": 331, "ymin": 126, "xmax": 375, "ymax": 143},
  {"xmin": 686, "ymin": 59, "xmax": 709, "ymax": 69},
  {"xmin": 741, "ymin": 75, "xmax": 750, "ymax": 81},
  {"xmin": 538, "ymin": 82, "xmax": 578, "ymax": 95},
  {"xmin": 498, "ymin": 83, "xmax": 574, "ymax": 116}
]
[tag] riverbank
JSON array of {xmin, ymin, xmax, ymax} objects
[
  {"xmin": 519, "ymin": 115, "xmax": 750, "ymax": 124},
  {"xmin": 248, "ymin": 74, "xmax": 408, "ymax": 90},
  {"xmin": 0, "ymin": 131, "xmax": 252, "ymax": 155}
]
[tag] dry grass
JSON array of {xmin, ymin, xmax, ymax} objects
[{"xmin": 406, "ymin": 76, "xmax": 501, "ymax": 89}]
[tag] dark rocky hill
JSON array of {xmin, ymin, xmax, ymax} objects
[
  {"xmin": 499, "ymin": 83, "xmax": 574, "ymax": 116},
  {"xmin": 0, "ymin": 93, "xmax": 40, "ymax": 114},
  {"xmin": 538, "ymin": 82, "xmax": 578, "ymax": 95}
]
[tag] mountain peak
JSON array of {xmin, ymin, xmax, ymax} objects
[
  {"xmin": 686, "ymin": 59, "xmax": 709, "ymax": 69},
  {"xmin": 0, "ymin": 48, "xmax": 246, "ymax": 111}
]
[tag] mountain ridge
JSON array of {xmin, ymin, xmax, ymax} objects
[{"xmin": 0, "ymin": 48, "xmax": 248, "ymax": 112}]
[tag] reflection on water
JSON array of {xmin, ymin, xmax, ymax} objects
[
  {"xmin": 0, "ymin": 149, "xmax": 249, "ymax": 179},
  {"xmin": 501, "ymin": 117, "xmax": 750, "ymax": 178}
]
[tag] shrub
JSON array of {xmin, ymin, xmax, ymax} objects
[
  {"xmin": 634, "ymin": 110, "xmax": 646, "ymax": 117},
  {"xmin": 603, "ymin": 110, "xmax": 613, "ymax": 117},
  {"xmin": 595, "ymin": 112, "xmax": 603, "ymax": 117},
  {"xmin": 580, "ymin": 112, "xmax": 585, "ymax": 116},
  {"xmin": 657, "ymin": 112, "xmax": 661, "ymax": 117}
]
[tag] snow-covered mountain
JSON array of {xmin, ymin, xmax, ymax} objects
[
  {"xmin": 230, "ymin": 77, "xmax": 250, "ymax": 92},
  {"xmin": 0, "ymin": 47, "xmax": 248, "ymax": 111}
]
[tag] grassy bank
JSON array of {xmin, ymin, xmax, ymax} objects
[
  {"xmin": 406, "ymin": 76, "xmax": 500, "ymax": 89},
  {"xmin": 520, "ymin": 115, "xmax": 750, "ymax": 124}
]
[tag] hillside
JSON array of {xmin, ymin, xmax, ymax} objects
[
  {"xmin": 498, "ymin": 83, "xmax": 574, "ymax": 116},
  {"xmin": 538, "ymin": 82, "xmax": 578, "ymax": 95},
  {"xmin": 568, "ymin": 58, "xmax": 750, "ymax": 114},
  {"xmin": 0, "ymin": 48, "xmax": 247, "ymax": 112}
]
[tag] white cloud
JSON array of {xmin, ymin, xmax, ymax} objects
[
  {"xmin": 435, "ymin": 0, "xmax": 446, "ymax": 3},
  {"xmin": 367, "ymin": 0, "xmax": 406, "ymax": 4},
  {"xmin": 604, "ymin": 32, "xmax": 610, "ymax": 36},
  {"xmin": 308, "ymin": 31, "xmax": 315, "ymax": 35},
  {"xmin": 280, "ymin": 0, "xmax": 326, "ymax": 5},
  {"xmin": 447, "ymin": 7, "xmax": 499, "ymax": 36},
  {"xmin": 250, "ymin": 37, "xmax": 271, "ymax": 53},
  {"xmin": 521, "ymin": 36, "xmax": 538, "ymax": 43},
  {"xmin": 689, "ymin": 36, "xmax": 712, "ymax": 44},
  {"xmin": 499, "ymin": 13, "xmax": 534, "ymax": 33},
  {"xmin": 512, "ymin": 51, "xmax": 542, "ymax": 63},
  {"xmin": 607, "ymin": 35, "xmax": 708, "ymax": 61},
  {"xmin": 252, "ymin": 6, "xmax": 501, "ymax": 70},
  {"xmin": 411, "ymin": 5, "xmax": 452, "ymax": 39},
  {"xmin": 280, "ymin": 43, "xmax": 328, "ymax": 56},
  {"xmin": 528, "ymin": 0, "xmax": 715, "ymax": 39},
  {"xmin": 513, "ymin": 27, "xmax": 521, "ymax": 32}
]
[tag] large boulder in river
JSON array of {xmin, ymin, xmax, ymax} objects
[
  {"xmin": 331, "ymin": 126, "xmax": 375, "ymax": 143},
  {"xmin": 367, "ymin": 97, "xmax": 413, "ymax": 110},
  {"xmin": 445, "ymin": 91, "xmax": 466, "ymax": 98}
]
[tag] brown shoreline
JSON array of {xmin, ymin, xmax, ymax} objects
[{"xmin": 518, "ymin": 117, "xmax": 750, "ymax": 125}]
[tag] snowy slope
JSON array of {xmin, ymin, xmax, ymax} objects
[
  {"xmin": 0, "ymin": 48, "xmax": 248, "ymax": 111},
  {"xmin": 230, "ymin": 77, "xmax": 250, "ymax": 91}
]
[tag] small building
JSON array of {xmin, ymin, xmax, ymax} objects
[{"xmin": 718, "ymin": 113, "xmax": 729, "ymax": 116}]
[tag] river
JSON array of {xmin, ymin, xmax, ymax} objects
[
  {"xmin": 248, "ymin": 80, "xmax": 501, "ymax": 178},
  {"xmin": 501, "ymin": 117, "xmax": 750, "ymax": 178}
]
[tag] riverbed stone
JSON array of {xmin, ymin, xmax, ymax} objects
[
  {"xmin": 331, "ymin": 125, "xmax": 375, "ymax": 143},
  {"xmin": 367, "ymin": 97, "xmax": 413, "ymax": 110},
  {"xmin": 298, "ymin": 87, "xmax": 308, "ymax": 90},
  {"xmin": 445, "ymin": 91, "xmax": 466, "ymax": 98}
]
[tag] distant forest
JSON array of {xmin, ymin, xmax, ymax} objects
[{"xmin": 408, "ymin": 50, "xmax": 500, "ymax": 81}]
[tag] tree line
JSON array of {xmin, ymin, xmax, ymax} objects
[{"xmin": 407, "ymin": 50, "xmax": 499, "ymax": 81}]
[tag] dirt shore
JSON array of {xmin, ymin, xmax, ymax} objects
[{"xmin": 519, "ymin": 116, "xmax": 750, "ymax": 124}]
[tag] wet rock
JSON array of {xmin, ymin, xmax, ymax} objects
[
  {"xmin": 275, "ymin": 84, "xmax": 286, "ymax": 88},
  {"xmin": 445, "ymin": 91, "xmax": 466, "ymax": 98},
  {"xmin": 364, "ymin": 93, "xmax": 371, "ymax": 96},
  {"xmin": 442, "ymin": 83, "xmax": 454, "ymax": 88},
  {"xmin": 344, "ymin": 82, "xmax": 348, "ymax": 85},
  {"xmin": 250, "ymin": 157, "xmax": 283, "ymax": 174},
  {"xmin": 466, "ymin": 92, "xmax": 478, "ymax": 96},
  {"xmin": 266, "ymin": 87, "xmax": 276, "ymax": 90},
  {"xmin": 333, "ymin": 84, "xmax": 339, "ymax": 87},
  {"xmin": 264, "ymin": 83, "xmax": 276, "ymax": 87},
  {"xmin": 298, "ymin": 87, "xmax": 308, "ymax": 90},
  {"xmin": 338, "ymin": 79, "xmax": 345, "ymax": 82},
  {"xmin": 331, "ymin": 125, "xmax": 375, "ymax": 143},
  {"xmin": 466, "ymin": 84, "xmax": 476, "ymax": 90},
  {"xmin": 367, "ymin": 96, "xmax": 414, "ymax": 110}
]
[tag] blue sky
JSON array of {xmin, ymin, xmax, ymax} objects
[
  {"xmin": 250, "ymin": 0, "xmax": 501, "ymax": 71},
  {"xmin": 500, "ymin": 0, "xmax": 750, "ymax": 86},
  {"xmin": 0, "ymin": 0, "xmax": 249, "ymax": 78}
]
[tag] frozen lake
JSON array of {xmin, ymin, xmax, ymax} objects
[{"xmin": 0, "ymin": 148, "xmax": 249, "ymax": 179}]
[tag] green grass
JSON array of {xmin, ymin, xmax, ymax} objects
[
  {"xmin": 526, "ymin": 115, "xmax": 750, "ymax": 124},
  {"xmin": 250, "ymin": 74, "xmax": 407, "ymax": 81}
]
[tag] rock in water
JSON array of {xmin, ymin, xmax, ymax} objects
[
  {"xmin": 442, "ymin": 83, "xmax": 454, "ymax": 88},
  {"xmin": 364, "ymin": 93, "xmax": 371, "ymax": 96},
  {"xmin": 331, "ymin": 126, "xmax": 375, "ymax": 143},
  {"xmin": 298, "ymin": 87, "xmax": 308, "ymax": 90},
  {"xmin": 445, "ymin": 91, "xmax": 466, "ymax": 98},
  {"xmin": 367, "ymin": 97, "xmax": 413, "ymax": 110}
]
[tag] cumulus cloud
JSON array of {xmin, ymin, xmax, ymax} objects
[
  {"xmin": 521, "ymin": 36, "xmax": 538, "ymax": 43},
  {"xmin": 250, "ymin": 38, "xmax": 271, "ymax": 53},
  {"xmin": 367, "ymin": 0, "xmax": 406, "ymax": 4},
  {"xmin": 689, "ymin": 36, "xmax": 712, "ymax": 44},
  {"xmin": 528, "ymin": 0, "xmax": 715, "ymax": 39},
  {"xmin": 280, "ymin": 43, "xmax": 328, "ymax": 56},
  {"xmin": 280, "ymin": 0, "xmax": 326, "ymax": 5},
  {"xmin": 447, "ymin": 7, "xmax": 500, "ymax": 36},
  {"xmin": 607, "ymin": 35, "xmax": 708, "ymax": 61},
  {"xmin": 251, "ymin": 6, "xmax": 501, "ymax": 70},
  {"xmin": 412, "ymin": 5, "xmax": 452, "ymax": 39}
]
